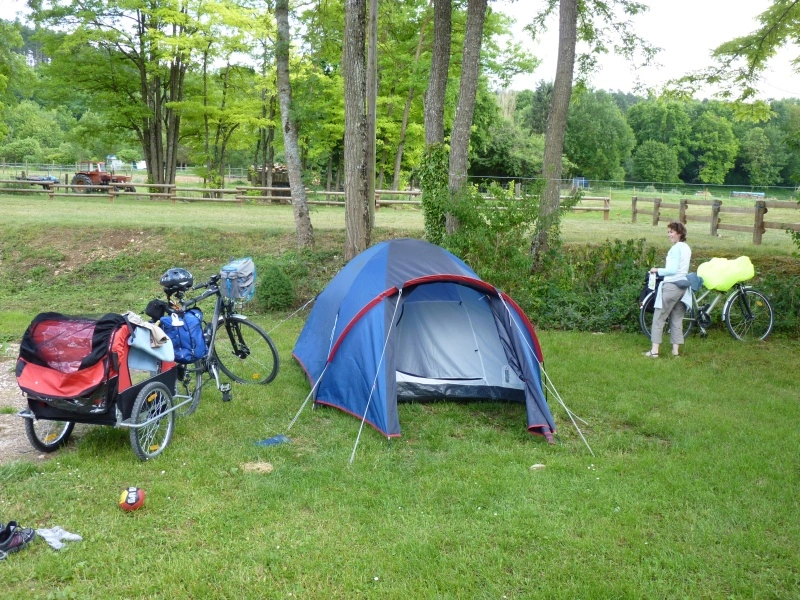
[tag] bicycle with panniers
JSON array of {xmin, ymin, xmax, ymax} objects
[
  {"xmin": 639, "ymin": 256, "xmax": 774, "ymax": 342},
  {"xmin": 151, "ymin": 257, "xmax": 279, "ymax": 416}
]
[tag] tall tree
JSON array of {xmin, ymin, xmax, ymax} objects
[
  {"xmin": 626, "ymin": 99, "xmax": 693, "ymax": 171},
  {"xmin": 681, "ymin": 0, "xmax": 800, "ymax": 118},
  {"xmin": 32, "ymin": 0, "xmax": 198, "ymax": 185},
  {"xmin": 275, "ymin": 0, "xmax": 315, "ymax": 249},
  {"xmin": 686, "ymin": 111, "xmax": 739, "ymax": 184},
  {"xmin": 446, "ymin": 0, "xmax": 488, "ymax": 234},
  {"xmin": 0, "ymin": 20, "xmax": 25, "ymax": 142},
  {"xmin": 528, "ymin": 0, "xmax": 655, "ymax": 266},
  {"xmin": 424, "ymin": 0, "xmax": 452, "ymax": 146},
  {"xmin": 739, "ymin": 127, "xmax": 782, "ymax": 186},
  {"xmin": 343, "ymin": 0, "xmax": 370, "ymax": 259},
  {"xmin": 530, "ymin": 0, "xmax": 578, "ymax": 265},
  {"xmin": 631, "ymin": 140, "xmax": 681, "ymax": 183},
  {"xmin": 564, "ymin": 89, "xmax": 635, "ymax": 181}
]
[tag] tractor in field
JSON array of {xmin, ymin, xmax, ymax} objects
[{"xmin": 70, "ymin": 161, "xmax": 136, "ymax": 193}]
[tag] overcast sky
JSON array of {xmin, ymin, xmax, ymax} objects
[
  {"xmin": 2, "ymin": 0, "xmax": 798, "ymax": 99},
  {"xmin": 496, "ymin": 0, "xmax": 799, "ymax": 99}
]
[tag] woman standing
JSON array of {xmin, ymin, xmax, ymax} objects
[{"xmin": 644, "ymin": 222, "xmax": 691, "ymax": 358}]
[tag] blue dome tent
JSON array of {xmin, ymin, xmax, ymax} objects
[{"xmin": 292, "ymin": 238, "xmax": 556, "ymax": 444}]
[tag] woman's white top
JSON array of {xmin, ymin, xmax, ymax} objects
[
  {"xmin": 654, "ymin": 241, "xmax": 692, "ymax": 310},
  {"xmin": 658, "ymin": 241, "xmax": 691, "ymax": 282}
]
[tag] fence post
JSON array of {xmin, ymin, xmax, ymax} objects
[
  {"xmin": 753, "ymin": 200, "xmax": 767, "ymax": 245},
  {"xmin": 631, "ymin": 196, "xmax": 638, "ymax": 223},
  {"xmin": 652, "ymin": 198, "xmax": 661, "ymax": 226},
  {"xmin": 603, "ymin": 197, "xmax": 609, "ymax": 221},
  {"xmin": 679, "ymin": 198, "xmax": 687, "ymax": 224},
  {"xmin": 711, "ymin": 200, "xmax": 721, "ymax": 237},
  {"xmin": 514, "ymin": 182, "xmax": 521, "ymax": 198}
]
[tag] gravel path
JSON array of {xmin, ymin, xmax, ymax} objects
[{"xmin": 0, "ymin": 347, "xmax": 41, "ymax": 464}]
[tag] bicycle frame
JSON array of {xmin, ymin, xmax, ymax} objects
[
  {"xmin": 688, "ymin": 283, "xmax": 755, "ymax": 337},
  {"xmin": 168, "ymin": 276, "xmax": 235, "ymax": 401}
]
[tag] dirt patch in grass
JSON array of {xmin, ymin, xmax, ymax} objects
[
  {"xmin": 3, "ymin": 227, "xmax": 161, "ymax": 274},
  {"xmin": 241, "ymin": 461, "xmax": 274, "ymax": 474}
]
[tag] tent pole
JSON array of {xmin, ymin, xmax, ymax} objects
[
  {"xmin": 287, "ymin": 363, "xmax": 329, "ymax": 430},
  {"xmin": 265, "ymin": 297, "xmax": 316, "ymax": 336},
  {"xmin": 350, "ymin": 289, "xmax": 403, "ymax": 464},
  {"xmin": 287, "ymin": 315, "xmax": 339, "ymax": 431},
  {"xmin": 497, "ymin": 294, "xmax": 594, "ymax": 455}
]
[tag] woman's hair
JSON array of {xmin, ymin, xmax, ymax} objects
[{"xmin": 668, "ymin": 221, "xmax": 687, "ymax": 242}]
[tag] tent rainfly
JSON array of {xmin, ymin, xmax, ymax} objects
[{"xmin": 292, "ymin": 238, "xmax": 556, "ymax": 442}]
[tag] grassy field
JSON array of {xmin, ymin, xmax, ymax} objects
[{"xmin": 1, "ymin": 194, "xmax": 799, "ymax": 598}]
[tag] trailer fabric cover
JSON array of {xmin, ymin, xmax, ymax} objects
[{"xmin": 292, "ymin": 238, "xmax": 555, "ymax": 441}]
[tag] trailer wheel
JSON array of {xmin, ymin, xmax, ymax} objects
[
  {"xmin": 25, "ymin": 418, "xmax": 74, "ymax": 452},
  {"xmin": 129, "ymin": 382, "xmax": 175, "ymax": 461}
]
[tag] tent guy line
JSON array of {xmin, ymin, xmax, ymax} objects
[{"xmin": 350, "ymin": 287, "xmax": 405, "ymax": 464}]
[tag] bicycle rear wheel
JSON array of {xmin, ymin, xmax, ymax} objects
[
  {"xmin": 724, "ymin": 288, "xmax": 773, "ymax": 341},
  {"xmin": 639, "ymin": 291, "xmax": 695, "ymax": 340},
  {"xmin": 214, "ymin": 316, "xmax": 279, "ymax": 384}
]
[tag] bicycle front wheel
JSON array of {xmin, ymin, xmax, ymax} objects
[
  {"xmin": 724, "ymin": 288, "xmax": 773, "ymax": 341},
  {"xmin": 639, "ymin": 291, "xmax": 695, "ymax": 340},
  {"xmin": 214, "ymin": 316, "xmax": 279, "ymax": 384}
]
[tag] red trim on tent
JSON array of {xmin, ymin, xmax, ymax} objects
[
  {"xmin": 500, "ymin": 292, "xmax": 544, "ymax": 363},
  {"xmin": 327, "ymin": 275, "xmax": 497, "ymax": 362},
  {"xmin": 314, "ymin": 398, "xmax": 401, "ymax": 438},
  {"xmin": 327, "ymin": 287, "xmax": 399, "ymax": 361},
  {"xmin": 527, "ymin": 424, "xmax": 555, "ymax": 443}
]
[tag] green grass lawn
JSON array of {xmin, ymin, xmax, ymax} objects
[{"xmin": 1, "ymin": 194, "xmax": 799, "ymax": 598}]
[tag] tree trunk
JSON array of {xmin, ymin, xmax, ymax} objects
[
  {"xmin": 343, "ymin": 0, "xmax": 370, "ymax": 260},
  {"xmin": 266, "ymin": 94, "xmax": 276, "ymax": 190},
  {"xmin": 335, "ymin": 150, "xmax": 342, "ymax": 191},
  {"xmin": 446, "ymin": 0, "xmax": 487, "ymax": 234},
  {"xmin": 202, "ymin": 45, "xmax": 211, "ymax": 186},
  {"xmin": 365, "ymin": 0, "xmax": 378, "ymax": 228},
  {"xmin": 275, "ymin": 0, "xmax": 314, "ymax": 249},
  {"xmin": 424, "ymin": 0, "xmax": 451, "ymax": 147},
  {"xmin": 393, "ymin": 15, "xmax": 428, "ymax": 190},
  {"xmin": 530, "ymin": 0, "xmax": 578, "ymax": 269}
]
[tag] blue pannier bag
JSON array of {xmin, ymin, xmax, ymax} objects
[
  {"xmin": 220, "ymin": 257, "xmax": 256, "ymax": 301},
  {"xmin": 160, "ymin": 308, "xmax": 207, "ymax": 364}
]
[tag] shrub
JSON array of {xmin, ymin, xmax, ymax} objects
[
  {"xmin": 256, "ymin": 265, "xmax": 295, "ymax": 311},
  {"xmin": 442, "ymin": 181, "xmax": 542, "ymax": 296},
  {"xmin": 759, "ymin": 272, "xmax": 800, "ymax": 335},
  {"xmin": 523, "ymin": 238, "xmax": 656, "ymax": 332}
]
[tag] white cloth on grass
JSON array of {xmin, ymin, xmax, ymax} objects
[{"xmin": 35, "ymin": 526, "xmax": 83, "ymax": 550}]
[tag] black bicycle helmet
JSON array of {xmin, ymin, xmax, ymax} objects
[{"xmin": 160, "ymin": 267, "xmax": 193, "ymax": 295}]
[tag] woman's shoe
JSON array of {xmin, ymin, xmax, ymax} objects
[
  {"xmin": 642, "ymin": 351, "xmax": 659, "ymax": 358},
  {"xmin": 0, "ymin": 521, "xmax": 36, "ymax": 558}
]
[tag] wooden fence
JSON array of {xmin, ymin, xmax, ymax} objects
[
  {"xmin": 306, "ymin": 189, "xmax": 422, "ymax": 207},
  {"xmin": 631, "ymin": 196, "xmax": 800, "ymax": 244},
  {"xmin": 566, "ymin": 196, "xmax": 610, "ymax": 220},
  {"xmin": 2, "ymin": 179, "xmax": 611, "ymax": 222}
]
